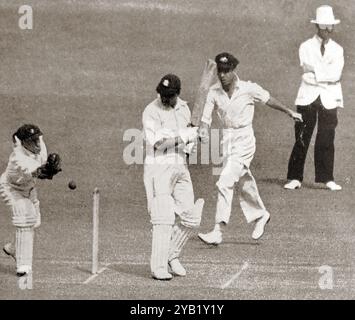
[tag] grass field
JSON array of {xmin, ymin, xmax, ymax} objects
[{"xmin": 0, "ymin": 0, "xmax": 355, "ymax": 300}]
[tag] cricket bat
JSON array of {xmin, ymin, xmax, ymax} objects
[{"xmin": 190, "ymin": 59, "xmax": 217, "ymax": 127}]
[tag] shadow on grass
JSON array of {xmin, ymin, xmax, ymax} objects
[
  {"xmin": 108, "ymin": 263, "xmax": 150, "ymax": 279},
  {"xmin": 259, "ymin": 178, "xmax": 286, "ymax": 187},
  {"xmin": 195, "ymin": 241, "xmax": 260, "ymax": 249},
  {"xmin": 75, "ymin": 266, "xmax": 92, "ymax": 274},
  {"xmin": 259, "ymin": 178, "xmax": 327, "ymax": 190},
  {"xmin": 0, "ymin": 262, "xmax": 15, "ymax": 276}
]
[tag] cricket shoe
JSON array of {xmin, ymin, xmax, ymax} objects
[
  {"xmin": 169, "ymin": 259, "xmax": 186, "ymax": 277},
  {"xmin": 284, "ymin": 180, "xmax": 301, "ymax": 190},
  {"xmin": 252, "ymin": 212, "xmax": 270, "ymax": 240},
  {"xmin": 3, "ymin": 243, "xmax": 16, "ymax": 261},
  {"xmin": 325, "ymin": 181, "xmax": 342, "ymax": 191},
  {"xmin": 16, "ymin": 265, "xmax": 31, "ymax": 277},
  {"xmin": 198, "ymin": 230, "xmax": 222, "ymax": 245},
  {"xmin": 151, "ymin": 270, "xmax": 173, "ymax": 281}
]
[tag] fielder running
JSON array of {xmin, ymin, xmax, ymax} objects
[
  {"xmin": 143, "ymin": 74, "xmax": 204, "ymax": 280},
  {"xmin": 0, "ymin": 124, "xmax": 61, "ymax": 278},
  {"xmin": 198, "ymin": 52, "xmax": 302, "ymax": 245}
]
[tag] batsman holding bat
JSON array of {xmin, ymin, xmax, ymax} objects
[
  {"xmin": 143, "ymin": 74, "xmax": 204, "ymax": 280},
  {"xmin": 197, "ymin": 52, "xmax": 303, "ymax": 245},
  {"xmin": 0, "ymin": 124, "xmax": 61, "ymax": 278}
]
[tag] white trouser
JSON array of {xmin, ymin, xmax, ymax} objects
[{"xmin": 215, "ymin": 156, "xmax": 269, "ymax": 224}]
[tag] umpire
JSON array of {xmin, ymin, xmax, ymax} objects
[{"xmin": 284, "ymin": 5, "xmax": 344, "ymax": 191}]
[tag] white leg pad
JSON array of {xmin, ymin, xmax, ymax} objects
[
  {"xmin": 16, "ymin": 227, "xmax": 34, "ymax": 273},
  {"xmin": 12, "ymin": 199, "xmax": 37, "ymax": 227},
  {"xmin": 150, "ymin": 195, "xmax": 175, "ymax": 225},
  {"xmin": 168, "ymin": 224, "xmax": 194, "ymax": 262},
  {"xmin": 180, "ymin": 198, "xmax": 204, "ymax": 228},
  {"xmin": 151, "ymin": 225, "xmax": 173, "ymax": 276},
  {"xmin": 33, "ymin": 201, "xmax": 41, "ymax": 229}
]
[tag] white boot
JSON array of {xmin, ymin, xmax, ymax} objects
[
  {"xmin": 169, "ymin": 258, "xmax": 186, "ymax": 277},
  {"xmin": 284, "ymin": 180, "xmax": 301, "ymax": 190},
  {"xmin": 198, "ymin": 229, "xmax": 222, "ymax": 245},
  {"xmin": 325, "ymin": 181, "xmax": 342, "ymax": 191},
  {"xmin": 252, "ymin": 212, "xmax": 270, "ymax": 240}
]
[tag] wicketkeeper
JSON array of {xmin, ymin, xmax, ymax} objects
[
  {"xmin": 143, "ymin": 74, "xmax": 204, "ymax": 280},
  {"xmin": 0, "ymin": 124, "xmax": 62, "ymax": 277}
]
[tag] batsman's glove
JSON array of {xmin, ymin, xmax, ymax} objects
[
  {"xmin": 179, "ymin": 127, "xmax": 198, "ymax": 144},
  {"xmin": 36, "ymin": 153, "xmax": 62, "ymax": 180}
]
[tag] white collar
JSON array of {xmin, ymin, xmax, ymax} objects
[
  {"xmin": 212, "ymin": 74, "xmax": 240, "ymax": 93},
  {"xmin": 13, "ymin": 142, "xmax": 37, "ymax": 159},
  {"xmin": 314, "ymin": 34, "xmax": 331, "ymax": 46},
  {"xmin": 157, "ymin": 95, "xmax": 187, "ymax": 111}
]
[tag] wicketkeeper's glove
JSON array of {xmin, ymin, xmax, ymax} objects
[{"xmin": 36, "ymin": 153, "xmax": 62, "ymax": 180}]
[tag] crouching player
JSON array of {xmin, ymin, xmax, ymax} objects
[
  {"xmin": 0, "ymin": 124, "xmax": 61, "ymax": 279},
  {"xmin": 143, "ymin": 74, "xmax": 204, "ymax": 280}
]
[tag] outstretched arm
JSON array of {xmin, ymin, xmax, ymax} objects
[{"xmin": 265, "ymin": 96, "xmax": 303, "ymax": 122}]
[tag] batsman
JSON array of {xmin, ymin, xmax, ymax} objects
[
  {"xmin": 143, "ymin": 74, "xmax": 204, "ymax": 280},
  {"xmin": 0, "ymin": 124, "xmax": 62, "ymax": 278}
]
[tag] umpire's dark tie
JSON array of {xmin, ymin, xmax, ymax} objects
[{"xmin": 321, "ymin": 41, "xmax": 326, "ymax": 56}]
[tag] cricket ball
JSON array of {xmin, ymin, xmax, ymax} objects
[{"xmin": 68, "ymin": 180, "xmax": 77, "ymax": 190}]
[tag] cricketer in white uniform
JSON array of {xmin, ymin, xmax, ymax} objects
[
  {"xmin": 198, "ymin": 53, "xmax": 302, "ymax": 245},
  {"xmin": 143, "ymin": 74, "xmax": 204, "ymax": 280},
  {"xmin": 0, "ymin": 124, "xmax": 61, "ymax": 277}
]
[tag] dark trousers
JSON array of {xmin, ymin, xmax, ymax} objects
[{"xmin": 287, "ymin": 96, "xmax": 338, "ymax": 183}]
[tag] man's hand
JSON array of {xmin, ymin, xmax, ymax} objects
[
  {"xmin": 289, "ymin": 111, "xmax": 303, "ymax": 122},
  {"xmin": 179, "ymin": 127, "xmax": 199, "ymax": 144},
  {"xmin": 184, "ymin": 139, "xmax": 198, "ymax": 154},
  {"xmin": 198, "ymin": 122, "xmax": 209, "ymax": 144},
  {"xmin": 302, "ymin": 62, "xmax": 315, "ymax": 73}
]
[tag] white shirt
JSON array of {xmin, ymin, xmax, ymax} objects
[
  {"xmin": 0, "ymin": 136, "xmax": 47, "ymax": 194},
  {"xmin": 201, "ymin": 78, "xmax": 270, "ymax": 129},
  {"xmin": 142, "ymin": 97, "xmax": 193, "ymax": 164},
  {"xmin": 201, "ymin": 78, "xmax": 270, "ymax": 167},
  {"xmin": 295, "ymin": 35, "xmax": 344, "ymax": 109}
]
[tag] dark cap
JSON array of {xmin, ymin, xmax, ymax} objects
[
  {"xmin": 156, "ymin": 74, "xmax": 181, "ymax": 97},
  {"xmin": 13, "ymin": 124, "xmax": 42, "ymax": 143},
  {"xmin": 215, "ymin": 52, "xmax": 239, "ymax": 73}
]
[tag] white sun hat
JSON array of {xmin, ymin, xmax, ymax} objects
[{"xmin": 311, "ymin": 5, "xmax": 340, "ymax": 25}]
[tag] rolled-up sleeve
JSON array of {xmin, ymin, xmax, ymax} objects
[
  {"xmin": 201, "ymin": 90, "xmax": 215, "ymax": 126},
  {"xmin": 250, "ymin": 83, "xmax": 270, "ymax": 104}
]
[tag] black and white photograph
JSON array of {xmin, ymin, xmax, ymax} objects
[{"xmin": 0, "ymin": 0, "xmax": 354, "ymax": 305}]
